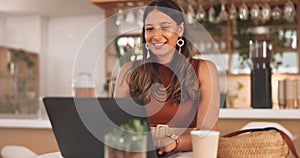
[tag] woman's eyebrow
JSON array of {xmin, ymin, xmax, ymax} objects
[
  {"xmin": 145, "ymin": 22, "xmax": 172, "ymax": 27},
  {"xmin": 145, "ymin": 24, "xmax": 154, "ymax": 27},
  {"xmin": 160, "ymin": 22, "xmax": 172, "ymax": 25}
]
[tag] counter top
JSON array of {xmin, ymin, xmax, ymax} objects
[
  {"xmin": 0, "ymin": 109, "xmax": 300, "ymax": 128},
  {"xmin": 34, "ymin": 151, "xmax": 193, "ymax": 158},
  {"xmin": 219, "ymin": 109, "xmax": 300, "ymax": 119},
  {"xmin": 0, "ymin": 118, "xmax": 52, "ymax": 129}
]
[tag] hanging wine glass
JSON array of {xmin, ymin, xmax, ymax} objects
[
  {"xmin": 187, "ymin": 4, "xmax": 195, "ymax": 24},
  {"xmin": 283, "ymin": 0, "xmax": 296, "ymax": 22},
  {"xmin": 115, "ymin": 9, "xmax": 124, "ymax": 26},
  {"xmin": 195, "ymin": 4, "xmax": 206, "ymax": 21},
  {"xmin": 115, "ymin": 3, "xmax": 124, "ymax": 26},
  {"xmin": 261, "ymin": 2, "xmax": 271, "ymax": 23},
  {"xmin": 272, "ymin": 3, "xmax": 282, "ymax": 20},
  {"xmin": 208, "ymin": 4, "xmax": 216, "ymax": 23},
  {"xmin": 136, "ymin": 2, "xmax": 144, "ymax": 27},
  {"xmin": 250, "ymin": 2, "xmax": 260, "ymax": 25},
  {"xmin": 136, "ymin": 8, "xmax": 144, "ymax": 27},
  {"xmin": 185, "ymin": 0, "xmax": 196, "ymax": 24},
  {"xmin": 229, "ymin": 3, "xmax": 237, "ymax": 20},
  {"xmin": 216, "ymin": 3, "xmax": 228, "ymax": 23},
  {"xmin": 125, "ymin": 9, "xmax": 135, "ymax": 24},
  {"xmin": 239, "ymin": 2, "xmax": 248, "ymax": 20},
  {"xmin": 124, "ymin": 2, "xmax": 135, "ymax": 24}
]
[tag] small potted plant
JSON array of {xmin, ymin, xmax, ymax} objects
[{"xmin": 104, "ymin": 119, "xmax": 149, "ymax": 158}]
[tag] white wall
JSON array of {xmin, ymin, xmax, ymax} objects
[
  {"xmin": 0, "ymin": 18, "xmax": 5, "ymax": 44},
  {"xmin": 0, "ymin": 14, "xmax": 106, "ymax": 97},
  {"xmin": 39, "ymin": 17, "xmax": 49, "ymax": 98},
  {"xmin": 46, "ymin": 15, "xmax": 105, "ymax": 97},
  {"xmin": 0, "ymin": 16, "xmax": 42, "ymax": 53}
]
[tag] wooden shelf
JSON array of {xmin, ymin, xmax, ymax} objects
[
  {"xmin": 91, "ymin": 0, "xmax": 300, "ymax": 15},
  {"xmin": 232, "ymin": 47, "xmax": 297, "ymax": 53},
  {"xmin": 249, "ymin": 24, "xmax": 297, "ymax": 30},
  {"xmin": 91, "ymin": 0, "xmax": 151, "ymax": 15},
  {"xmin": 0, "ymin": 46, "xmax": 39, "ymax": 114},
  {"xmin": 0, "ymin": 74, "xmax": 38, "ymax": 79},
  {"xmin": 91, "ymin": 0, "xmax": 300, "ymax": 81},
  {"xmin": 276, "ymin": 47, "xmax": 298, "ymax": 52}
]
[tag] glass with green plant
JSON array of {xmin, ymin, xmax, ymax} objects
[{"xmin": 104, "ymin": 119, "xmax": 149, "ymax": 158}]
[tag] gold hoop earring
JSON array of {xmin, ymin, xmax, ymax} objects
[{"xmin": 177, "ymin": 38, "xmax": 184, "ymax": 54}]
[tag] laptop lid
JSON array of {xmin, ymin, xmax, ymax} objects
[{"xmin": 43, "ymin": 97, "xmax": 159, "ymax": 158}]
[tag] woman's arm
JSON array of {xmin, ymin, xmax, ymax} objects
[
  {"xmin": 113, "ymin": 62, "xmax": 133, "ymax": 97},
  {"xmin": 176, "ymin": 60, "xmax": 220, "ymax": 152},
  {"xmin": 196, "ymin": 60, "xmax": 220, "ymax": 130},
  {"xmin": 158, "ymin": 60, "xmax": 220, "ymax": 154}
]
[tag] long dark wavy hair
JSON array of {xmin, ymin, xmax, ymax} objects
[{"xmin": 127, "ymin": 0, "xmax": 200, "ymax": 104}]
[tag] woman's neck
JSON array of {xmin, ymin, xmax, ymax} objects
[{"xmin": 156, "ymin": 52, "xmax": 175, "ymax": 65}]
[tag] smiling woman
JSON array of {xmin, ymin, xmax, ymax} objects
[
  {"xmin": 114, "ymin": 0, "xmax": 220, "ymax": 155},
  {"xmin": 144, "ymin": 9, "xmax": 184, "ymax": 63}
]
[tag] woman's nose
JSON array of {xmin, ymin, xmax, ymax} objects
[{"xmin": 153, "ymin": 28, "xmax": 163, "ymax": 38}]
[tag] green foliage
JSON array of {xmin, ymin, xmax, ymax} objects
[
  {"xmin": 233, "ymin": 18, "xmax": 295, "ymax": 70},
  {"xmin": 0, "ymin": 95, "xmax": 20, "ymax": 113},
  {"xmin": 17, "ymin": 79, "xmax": 27, "ymax": 92},
  {"xmin": 8, "ymin": 48, "xmax": 35, "ymax": 68},
  {"xmin": 115, "ymin": 39, "xmax": 121, "ymax": 59},
  {"xmin": 105, "ymin": 119, "xmax": 148, "ymax": 152},
  {"xmin": 197, "ymin": 20, "xmax": 227, "ymax": 38},
  {"xmin": 236, "ymin": 18, "xmax": 296, "ymax": 29}
]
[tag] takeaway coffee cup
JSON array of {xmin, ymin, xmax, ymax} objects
[
  {"xmin": 190, "ymin": 130, "xmax": 220, "ymax": 158},
  {"xmin": 72, "ymin": 72, "xmax": 95, "ymax": 97}
]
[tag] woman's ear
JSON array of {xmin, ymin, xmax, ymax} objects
[{"xmin": 178, "ymin": 22, "xmax": 184, "ymax": 37}]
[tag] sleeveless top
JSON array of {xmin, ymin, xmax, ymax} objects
[{"xmin": 146, "ymin": 58, "xmax": 201, "ymax": 128}]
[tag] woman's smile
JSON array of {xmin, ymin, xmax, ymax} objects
[{"xmin": 152, "ymin": 42, "xmax": 167, "ymax": 49}]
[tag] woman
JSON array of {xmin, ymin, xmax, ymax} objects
[{"xmin": 114, "ymin": 0, "xmax": 220, "ymax": 155}]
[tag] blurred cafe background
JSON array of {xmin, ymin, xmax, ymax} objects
[{"xmin": 0, "ymin": 0, "xmax": 299, "ymax": 157}]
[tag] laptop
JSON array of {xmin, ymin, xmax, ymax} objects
[{"xmin": 43, "ymin": 97, "xmax": 177, "ymax": 158}]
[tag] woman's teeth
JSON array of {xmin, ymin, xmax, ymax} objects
[{"xmin": 153, "ymin": 43, "xmax": 165, "ymax": 46}]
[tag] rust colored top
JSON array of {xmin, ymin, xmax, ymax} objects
[{"xmin": 147, "ymin": 59, "xmax": 200, "ymax": 128}]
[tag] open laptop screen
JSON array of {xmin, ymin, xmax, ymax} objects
[{"xmin": 43, "ymin": 97, "xmax": 159, "ymax": 158}]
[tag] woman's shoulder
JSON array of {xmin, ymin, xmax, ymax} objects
[
  {"xmin": 120, "ymin": 60, "xmax": 147, "ymax": 70},
  {"xmin": 119, "ymin": 61, "xmax": 135, "ymax": 72},
  {"xmin": 191, "ymin": 58, "xmax": 217, "ymax": 71},
  {"xmin": 191, "ymin": 58, "xmax": 218, "ymax": 84}
]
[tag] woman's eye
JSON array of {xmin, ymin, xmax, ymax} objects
[
  {"xmin": 161, "ymin": 26, "xmax": 170, "ymax": 30},
  {"xmin": 145, "ymin": 27, "xmax": 154, "ymax": 31}
]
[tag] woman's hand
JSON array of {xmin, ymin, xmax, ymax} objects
[{"xmin": 154, "ymin": 136, "xmax": 177, "ymax": 155}]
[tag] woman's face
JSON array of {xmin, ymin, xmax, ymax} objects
[{"xmin": 144, "ymin": 9, "xmax": 184, "ymax": 63}]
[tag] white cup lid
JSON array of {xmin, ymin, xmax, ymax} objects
[{"xmin": 190, "ymin": 130, "xmax": 220, "ymax": 137}]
